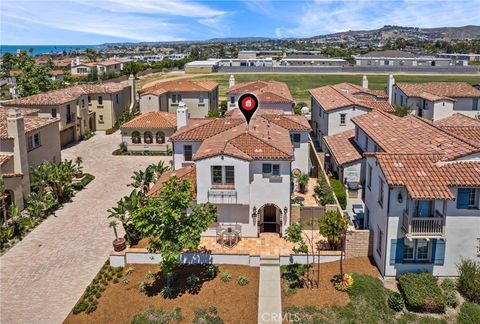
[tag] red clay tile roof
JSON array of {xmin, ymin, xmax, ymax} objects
[
  {"xmin": 0, "ymin": 108, "xmax": 59, "ymax": 139},
  {"xmin": 324, "ymin": 129, "xmax": 363, "ymax": 166},
  {"xmin": 374, "ymin": 153, "xmax": 480, "ymax": 200},
  {"xmin": 334, "ymin": 82, "xmax": 388, "ymax": 99},
  {"xmin": 0, "ymin": 154, "xmax": 13, "ymax": 166},
  {"xmin": 140, "ymin": 80, "xmax": 218, "ymax": 96},
  {"xmin": 310, "ymin": 83, "xmax": 394, "ymax": 113},
  {"xmin": 121, "ymin": 112, "xmax": 177, "ymax": 129},
  {"xmin": 224, "ymin": 108, "xmax": 285, "ymax": 117},
  {"xmin": 50, "ymin": 70, "xmax": 64, "ymax": 76},
  {"xmin": 227, "ymin": 81, "xmax": 294, "ymax": 104},
  {"xmin": 2, "ymin": 83, "xmax": 128, "ymax": 107},
  {"xmin": 352, "ymin": 111, "xmax": 479, "ymax": 160},
  {"xmin": 147, "ymin": 165, "xmax": 196, "ymax": 197},
  {"xmin": 170, "ymin": 118, "xmax": 244, "ymax": 141},
  {"xmin": 261, "ymin": 114, "xmax": 311, "ymax": 132},
  {"xmin": 434, "ymin": 113, "xmax": 480, "ymax": 127},
  {"xmin": 396, "ymin": 82, "xmax": 480, "ymax": 98}
]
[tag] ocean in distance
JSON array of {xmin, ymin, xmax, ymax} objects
[{"xmin": 0, "ymin": 45, "xmax": 101, "ymax": 56}]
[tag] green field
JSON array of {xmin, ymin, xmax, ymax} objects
[{"xmin": 186, "ymin": 73, "xmax": 480, "ymax": 102}]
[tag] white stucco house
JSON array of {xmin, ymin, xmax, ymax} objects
[
  {"xmin": 310, "ymin": 81, "xmax": 394, "ymax": 143},
  {"xmin": 148, "ymin": 106, "xmax": 311, "ymax": 238},
  {"xmin": 392, "ymin": 82, "xmax": 480, "ymax": 121},
  {"xmin": 226, "ymin": 79, "xmax": 295, "ymax": 114}
]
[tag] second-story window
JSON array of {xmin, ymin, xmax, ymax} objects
[
  {"xmin": 51, "ymin": 108, "xmax": 57, "ymax": 118},
  {"xmin": 81, "ymin": 99, "xmax": 85, "ymax": 108},
  {"xmin": 172, "ymin": 94, "xmax": 177, "ymax": 103},
  {"xmin": 116, "ymin": 94, "xmax": 119, "ymax": 104},
  {"xmin": 199, "ymin": 95, "xmax": 204, "ymax": 103},
  {"xmin": 473, "ymin": 98, "xmax": 479, "ymax": 111},
  {"xmin": 262, "ymin": 163, "xmax": 280, "ymax": 177},
  {"xmin": 378, "ymin": 177, "xmax": 384, "ymax": 207},
  {"xmin": 291, "ymin": 133, "xmax": 301, "ymax": 148},
  {"xmin": 88, "ymin": 96, "xmax": 91, "ymax": 104},
  {"xmin": 98, "ymin": 96, "xmax": 103, "ymax": 105},
  {"xmin": 27, "ymin": 133, "xmax": 41, "ymax": 151},
  {"xmin": 340, "ymin": 113, "xmax": 346, "ymax": 125},
  {"xmin": 230, "ymin": 96, "xmax": 235, "ymax": 104},
  {"xmin": 211, "ymin": 166, "xmax": 235, "ymax": 186},
  {"xmin": 366, "ymin": 164, "xmax": 372, "ymax": 190},
  {"xmin": 184, "ymin": 145, "xmax": 192, "ymax": 161},
  {"xmin": 457, "ymin": 188, "xmax": 478, "ymax": 209}
]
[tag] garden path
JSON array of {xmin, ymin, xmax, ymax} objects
[{"xmin": 0, "ymin": 131, "xmax": 170, "ymax": 324}]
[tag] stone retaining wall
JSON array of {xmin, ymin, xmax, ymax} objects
[{"xmin": 344, "ymin": 229, "xmax": 373, "ymax": 259}]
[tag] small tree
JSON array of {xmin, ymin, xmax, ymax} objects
[
  {"xmin": 132, "ymin": 177, "xmax": 217, "ymax": 287},
  {"xmin": 318, "ymin": 210, "xmax": 348, "ymax": 250},
  {"xmin": 394, "ymin": 104, "xmax": 413, "ymax": 117}
]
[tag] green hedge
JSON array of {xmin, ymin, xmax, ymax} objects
[
  {"xmin": 458, "ymin": 302, "xmax": 480, "ymax": 324},
  {"xmin": 398, "ymin": 272, "xmax": 446, "ymax": 313},
  {"xmin": 457, "ymin": 259, "xmax": 480, "ymax": 304},
  {"xmin": 329, "ymin": 178, "xmax": 347, "ymax": 210}
]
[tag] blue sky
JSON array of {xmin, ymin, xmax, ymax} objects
[{"xmin": 1, "ymin": 0, "xmax": 479, "ymax": 45}]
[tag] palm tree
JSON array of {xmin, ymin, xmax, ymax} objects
[
  {"xmin": 109, "ymin": 220, "xmax": 119, "ymax": 240},
  {"xmin": 147, "ymin": 161, "xmax": 169, "ymax": 182},
  {"xmin": 107, "ymin": 190, "xmax": 143, "ymax": 245},
  {"xmin": 129, "ymin": 170, "xmax": 154, "ymax": 195}
]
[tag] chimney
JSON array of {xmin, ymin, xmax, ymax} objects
[
  {"xmin": 362, "ymin": 75, "xmax": 368, "ymax": 89},
  {"xmin": 75, "ymin": 56, "xmax": 80, "ymax": 66},
  {"xmin": 176, "ymin": 102, "xmax": 189, "ymax": 129},
  {"xmin": 229, "ymin": 74, "xmax": 235, "ymax": 88},
  {"xmin": 7, "ymin": 108, "xmax": 30, "ymax": 198},
  {"xmin": 387, "ymin": 74, "xmax": 395, "ymax": 104},
  {"xmin": 128, "ymin": 74, "xmax": 136, "ymax": 111}
]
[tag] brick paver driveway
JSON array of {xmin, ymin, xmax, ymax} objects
[{"xmin": 0, "ymin": 132, "xmax": 170, "ymax": 324}]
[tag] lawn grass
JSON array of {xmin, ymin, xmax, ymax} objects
[
  {"xmin": 284, "ymin": 274, "xmax": 449, "ymax": 323},
  {"xmin": 184, "ymin": 73, "xmax": 480, "ymax": 102}
]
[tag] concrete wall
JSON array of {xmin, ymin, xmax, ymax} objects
[
  {"xmin": 139, "ymin": 94, "xmax": 161, "ymax": 113},
  {"xmin": 26, "ymin": 123, "xmax": 61, "ymax": 168}
]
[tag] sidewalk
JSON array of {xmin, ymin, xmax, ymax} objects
[{"xmin": 258, "ymin": 256, "xmax": 282, "ymax": 323}]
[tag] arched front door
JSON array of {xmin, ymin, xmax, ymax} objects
[{"xmin": 259, "ymin": 204, "xmax": 281, "ymax": 234}]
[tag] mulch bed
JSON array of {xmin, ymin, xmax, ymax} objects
[
  {"xmin": 64, "ymin": 264, "xmax": 259, "ymax": 324},
  {"xmin": 282, "ymin": 256, "xmax": 380, "ymax": 308}
]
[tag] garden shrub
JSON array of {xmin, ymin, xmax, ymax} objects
[
  {"xmin": 440, "ymin": 278, "xmax": 459, "ymax": 308},
  {"xmin": 333, "ymin": 273, "xmax": 354, "ymax": 292},
  {"xmin": 281, "ymin": 264, "xmax": 309, "ymax": 289},
  {"xmin": 161, "ymin": 286, "xmax": 174, "ymax": 299},
  {"xmin": 72, "ymin": 173, "xmax": 95, "ymax": 191},
  {"xmin": 193, "ymin": 306, "xmax": 224, "ymax": 324},
  {"xmin": 398, "ymin": 272, "xmax": 446, "ymax": 313},
  {"xmin": 186, "ymin": 274, "xmax": 200, "ymax": 288},
  {"xmin": 220, "ymin": 272, "xmax": 231, "ymax": 282},
  {"xmin": 457, "ymin": 259, "xmax": 480, "ymax": 304},
  {"xmin": 457, "ymin": 302, "xmax": 480, "ymax": 324},
  {"xmin": 131, "ymin": 306, "xmax": 182, "ymax": 324},
  {"xmin": 205, "ymin": 264, "xmax": 218, "ymax": 279},
  {"xmin": 387, "ymin": 291, "xmax": 404, "ymax": 312},
  {"xmin": 313, "ymin": 175, "xmax": 336, "ymax": 205},
  {"xmin": 329, "ymin": 178, "xmax": 347, "ymax": 209},
  {"xmin": 237, "ymin": 275, "xmax": 249, "ymax": 286}
]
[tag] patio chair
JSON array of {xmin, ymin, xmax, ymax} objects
[
  {"xmin": 216, "ymin": 226, "xmax": 225, "ymax": 247},
  {"xmin": 233, "ymin": 224, "xmax": 242, "ymax": 243}
]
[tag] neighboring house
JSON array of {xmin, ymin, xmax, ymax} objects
[
  {"xmin": 280, "ymin": 55, "xmax": 347, "ymax": 66},
  {"xmin": 71, "ymin": 58, "xmax": 123, "ymax": 76},
  {"xmin": 226, "ymin": 80, "xmax": 295, "ymax": 114},
  {"xmin": 3, "ymin": 82, "xmax": 132, "ymax": 145},
  {"xmin": 139, "ymin": 80, "xmax": 219, "ymax": 118},
  {"xmin": 392, "ymin": 82, "xmax": 480, "ymax": 120},
  {"xmin": 310, "ymin": 81, "xmax": 393, "ymax": 142},
  {"xmin": 354, "ymin": 50, "xmax": 451, "ymax": 67},
  {"xmin": 365, "ymin": 152, "xmax": 480, "ymax": 277},
  {"xmin": 434, "ymin": 113, "xmax": 480, "ymax": 148},
  {"xmin": 149, "ymin": 105, "xmax": 311, "ymax": 238},
  {"xmin": 50, "ymin": 70, "xmax": 64, "ymax": 82},
  {"xmin": 120, "ymin": 110, "xmax": 177, "ymax": 153},
  {"xmin": 0, "ymin": 107, "xmax": 61, "ymax": 216}
]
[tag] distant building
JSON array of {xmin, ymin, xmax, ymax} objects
[
  {"xmin": 139, "ymin": 80, "xmax": 219, "ymax": 118},
  {"xmin": 218, "ymin": 58, "xmax": 274, "ymax": 67},
  {"xmin": 437, "ymin": 53, "xmax": 480, "ymax": 66},
  {"xmin": 354, "ymin": 50, "xmax": 450, "ymax": 67},
  {"xmin": 70, "ymin": 57, "xmax": 124, "ymax": 76},
  {"xmin": 280, "ymin": 55, "xmax": 347, "ymax": 67},
  {"xmin": 185, "ymin": 60, "xmax": 219, "ymax": 73},
  {"xmin": 49, "ymin": 70, "xmax": 64, "ymax": 82},
  {"xmin": 238, "ymin": 50, "xmax": 283, "ymax": 59}
]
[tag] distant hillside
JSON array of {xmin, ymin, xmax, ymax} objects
[
  {"xmin": 423, "ymin": 25, "xmax": 480, "ymax": 39},
  {"xmin": 205, "ymin": 37, "xmax": 273, "ymax": 43}
]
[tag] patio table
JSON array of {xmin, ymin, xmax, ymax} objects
[{"xmin": 223, "ymin": 229, "xmax": 237, "ymax": 248}]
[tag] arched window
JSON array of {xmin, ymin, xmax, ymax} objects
[
  {"xmin": 144, "ymin": 131, "xmax": 153, "ymax": 144},
  {"xmin": 156, "ymin": 131, "xmax": 165, "ymax": 144},
  {"xmin": 132, "ymin": 131, "xmax": 141, "ymax": 144}
]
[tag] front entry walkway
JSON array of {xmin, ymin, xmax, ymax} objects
[
  {"xmin": 0, "ymin": 132, "xmax": 170, "ymax": 324},
  {"xmin": 258, "ymin": 256, "xmax": 282, "ymax": 323}
]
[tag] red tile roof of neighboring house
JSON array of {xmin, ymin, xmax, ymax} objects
[
  {"xmin": 2, "ymin": 83, "xmax": 129, "ymax": 107},
  {"xmin": 147, "ymin": 165, "xmax": 196, "ymax": 197},
  {"xmin": 434, "ymin": 114, "xmax": 480, "ymax": 148},
  {"xmin": 324, "ymin": 129, "xmax": 363, "ymax": 166},
  {"xmin": 140, "ymin": 80, "xmax": 218, "ymax": 96},
  {"xmin": 0, "ymin": 108, "xmax": 59, "ymax": 139},
  {"xmin": 310, "ymin": 83, "xmax": 394, "ymax": 113},
  {"xmin": 374, "ymin": 153, "xmax": 480, "ymax": 200},
  {"xmin": 434, "ymin": 113, "xmax": 480, "ymax": 127},
  {"xmin": 224, "ymin": 107, "xmax": 285, "ymax": 117},
  {"xmin": 50, "ymin": 70, "xmax": 64, "ymax": 76},
  {"xmin": 227, "ymin": 81, "xmax": 294, "ymax": 104},
  {"xmin": 121, "ymin": 112, "xmax": 177, "ymax": 129},
  {"xmin": 170, "ymin": 118, "xmax": 244, "ymax": 141},
  {"xmin": 225, "ymin": 108, "xmax": 310, "ymax": 131},
  {"xmin": 352, "ymin": 111, "xmax": 479, "ymax": 160},
  {"xmin": 396, "ymin": 82, "xmax": 480, "ymax": 98},
  {"xmin": 0, "ymin": 154, "xmax": 13, "ymax": 166}
]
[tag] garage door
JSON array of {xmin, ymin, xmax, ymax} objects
[{"xmin": 60, "ymin": 127, "xmax": 75, "ymax": 147}]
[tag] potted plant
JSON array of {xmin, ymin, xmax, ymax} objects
[
  {"xmin": 133, "ymin": 136, "xmax": 140, "ymax": 144},
  {"xmin": 156, "ymin": 137, "xmax": 164, "ymax": 144},
  {"xmin": 145, "ymin": 136, "xmax": 152, "ymax": 144},
  {"xmin": 297, "ymin": 173, "xmax": 309, "ymax": 193},
  {"xmin": 110, "ymin": 220, "xmax": 126, "ymax": 252},
  {"xmin": 74, "ymin": 156, "xmax": 83, "ymax": 179}
]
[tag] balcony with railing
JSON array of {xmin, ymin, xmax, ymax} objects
[
  {"xmin": 401, "ymin": 209, "xmax": 444, "ymax": 238},
  {"xmin": 207, "ymin": 189, "xmax": 238, "ymax": 204},
  {"xmin": 66, "ymin": 112, "xmax": 76, "ymax": 124}
]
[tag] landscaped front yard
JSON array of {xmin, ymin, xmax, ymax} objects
[{"xmin": 64, "ymin": 263, "xmax": 259, "ymax": 323}]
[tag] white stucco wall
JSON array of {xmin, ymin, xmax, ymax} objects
[
  {"xmin": 291, "ymin": 131, "xmax": 309, "ymax": 174},
  {"xmin": 172, "ymin": 141, "xmax": 202, "ymax": 170}
]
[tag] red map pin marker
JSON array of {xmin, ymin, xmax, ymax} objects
[{"xmin": 238, "ymin": 93, "xmax": 259, "ymax": 125}]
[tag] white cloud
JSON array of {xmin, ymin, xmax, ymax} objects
[
  {"xmin": 1, "ymin": 0, "xmax": 231, "ymax": 42},
  {"xmin": 276, "ymin": 0, "xmax": 480, "ymax": 38}
]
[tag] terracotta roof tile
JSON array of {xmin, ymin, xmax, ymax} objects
[
  {"xmin": 224, "ymin": 107, "xmax": 285, "ymax": 117},
  {"xmin": 227, "ymin": 81, "xmax": 294, "ymax": 104},
  {"xmin": 396, "ymin": 82, "xmax": 480, "ymax": 98},
  {"xmin": 375, "ymin": 154, "xmax": 480, "ymax": 200},
  {"xmin": 0, "ymin": 108, "xmax": 60, "ymax": 139},
  {"xmin": 0, "ymin": 154, "xmax": 13, "ymax": 166},
  {"xmin": 121, "ymin": 112, "xmax": 177, "ymax": 129},
  {"xmin": 170, "ymin": 118, "xmax": 244, "ymax": 141},
  {"xmin": 147, "ymin": 165, "xmax": 196, "ymax": 197},
  {"xmin": 434, "ymin": 113, "xmax": 480, "ymax": 127},
  {"xmin": 140, "ymin": 80, "xmax": 218, "ymax": 96},
  {"xmin": 324, "ymin": 129, "xmax": 363, "ymax": 166}
]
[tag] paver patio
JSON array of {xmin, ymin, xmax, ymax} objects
[{"xmin": 0, "ymin": 131, "xmax": 170, "ymax": 324}]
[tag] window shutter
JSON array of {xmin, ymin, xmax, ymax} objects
[
  {"xmin": 431, "ymin": 239, "xmax": 446, "ymax": 265},
  {"xmin": 390, "ymin": 238, "xmax": 404, "ymax": 265},
  {"xmin": 457, "ymin": 188, "xmax": 470, "ymax": 209}
]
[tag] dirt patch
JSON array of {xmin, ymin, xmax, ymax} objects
[
  {"xmin": 282, "ymin": 257, "xmax": 380, "ymax": 308},
  {"xmin": 64, "ymin": 264, "xmax": 258, "ymax": 324}
]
